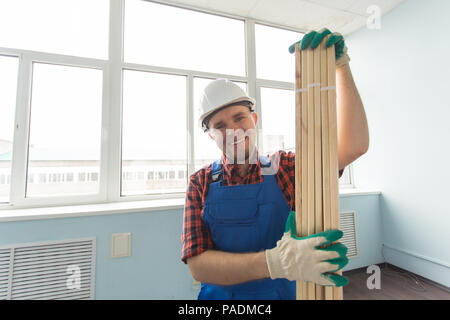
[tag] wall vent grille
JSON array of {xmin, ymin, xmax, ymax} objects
[
  {"xmin": 339, "ymin": 211, "xmax": 358, "ymax": 258},
  {"xmin": 0, "ymin": 237, "xmax": 95, "ymax": 300}
]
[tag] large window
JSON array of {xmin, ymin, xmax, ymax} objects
[
  {"xmin": 122, "ymin": 70, "xmax": 186, "ymax": 195},
  {"xmin": 255, "ymin": 24, "xmax": 302, "ymax": 82},
  {"xmin": 0, "ymin": 0, "xmax": 352, "ymax": 209},
  {"xmin": 124, "ymin": 0, "xmax": 245, "ymax": 76},
  {"xmin": 27, "ymin": 63, "xmax": 103, "ymax": 197},
  {"xmin": 260, "ymin": 88, "xmax": 295, "ymax": 154},
  {"xmin": 0, "ymin": 0, "xmax": 109, "ymax": 59},
  {"xmin": 255, "ymin": 23, "xmax": 301, "ymax": 157},
  {"xmin": 0, "ymin": 56, "xmax": 19, "ymax": 203}
]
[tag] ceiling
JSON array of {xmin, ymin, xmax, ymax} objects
[{"xmin": 151, "ymin": 0, "xmax": 405, "ymax": 35}]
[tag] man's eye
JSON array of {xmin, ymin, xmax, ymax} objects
[{"xmin": 236, "ymin": 117, "xmax": 244, "ymax": 122}]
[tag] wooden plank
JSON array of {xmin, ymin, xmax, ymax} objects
[
  {"xmin": 299, "ymin": 43, "xmax": 310, "ymax": 299},
  {"xmin": 306, "ymin": 46, "xmax": 316, "ymax": 300},
  {"xmin": 313, "ymin": 41, "xmax": 323, "ymax": 300},
  {"xmin": 321, "ymin": 36, "xmax": 333, "ymax": 300},
  {"xmin": 294, "ymin": 44, "xmax": 305, "ymax": 300},
  {"xmin": 327, "ymin": 40, "xmax": 343, "ymax": 300}
]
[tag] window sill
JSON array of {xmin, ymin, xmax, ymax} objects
[
  {"xmin": 0, "ymin": 188, "xmax": 381, "ymax": 222},
  {"xmin": 338, "ymin": 188, "xmax": 381, "ymax": 197},
  {"xmin": 0, "ymin": 198, "xmax": 185, "ymax": 222}
]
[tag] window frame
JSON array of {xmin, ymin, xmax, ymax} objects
[{"xmin": 0, "ymin": 0, "xmax": 353, "ymax": 210}]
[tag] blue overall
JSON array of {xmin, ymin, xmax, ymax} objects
[{"xmin": 198, "ymin": 156, "xmax": 296, "ymax": 300}]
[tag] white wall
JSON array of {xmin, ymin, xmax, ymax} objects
[{"xmin": 347, "ymin": 0, "xmax": 450, "ymax": 286}]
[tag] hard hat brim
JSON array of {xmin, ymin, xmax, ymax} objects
[{"xmin": 198, "ymin": 96, "xmax": 256, "ymax": 131}]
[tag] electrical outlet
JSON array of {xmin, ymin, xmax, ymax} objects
[{"xmin": 111, "ymin": 233, "xmax": 131, "ymax": 258}]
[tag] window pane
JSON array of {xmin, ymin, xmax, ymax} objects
[
  {"xmin": 261, "ymin": 87, "xmax": 351, "ymax": 186},
  {"xmin": 122, "ymin": 70, "xmax": 186, "ymax": 195},
  {"xmin": 0, "ymin": 56, "xmax": 19, "ymax": 203},
  {"xmin": 0, "ymin": 0, "xmax": 109, "ymax": 59},
  {"xmin": 255, "ymin": 24, "xmax": 303, "ymax": 82},
  {"xmin": 340, "ymin": 165, "xmax": 352, "ymax": 186},
  {"xmin": 27, "ymin": 63, "xmax": 103, "ymax": 197},
  {"xmin": 193, "ymin": 78, "xmax": 247, "ymax": 171},
  {"xmin": 260, "ymin": 87, "xmax": 295, "ymax": 154},
  {"xmin": 124, "ymin": 0, "xmax": 245, "ymax": 76}
]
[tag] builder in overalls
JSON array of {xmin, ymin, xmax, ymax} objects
[{"xmin": 181, "ymin": 29, "xmax": 369, "ymax": 300}]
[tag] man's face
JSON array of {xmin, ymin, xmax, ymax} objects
[{"xmin": 207, "ymin": 105, "xmax": 258, "ymax": 164}]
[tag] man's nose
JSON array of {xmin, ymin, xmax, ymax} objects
[
  {"xmin": 225, "ymin": 126, "xmax": 243, "ymax": 138},
  {"xmin": 229, "ymin": 121, "xmax": 248, "ymax": 133}
]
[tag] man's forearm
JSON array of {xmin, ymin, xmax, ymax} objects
[
  {"xmin": 187, "ymin": 250, "xmax": 270, "ymax": 286},
  {"xmin": 336, "ymin": 64, "xmax": 369, "ymax": 169}
]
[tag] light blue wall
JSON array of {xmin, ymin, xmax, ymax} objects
[
  {"xmin": 347, "ymin": 0, "xmax": 450, "ymax": 286},
  {"xmin": 0, "ymin": 193, "xmax": 382, "ymax": 299},
  {"xmin": 0, "ymin": 209, "xmax": 198, "ymax": 299}
]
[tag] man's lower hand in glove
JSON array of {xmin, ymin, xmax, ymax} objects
[{"xmin": 265, "ymin": 211, "xmax": 349, "ymax": 287}]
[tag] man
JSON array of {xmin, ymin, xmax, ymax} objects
[{"xmin": 181, "ymin": 29, "xmax": 369, "ymax": 300}]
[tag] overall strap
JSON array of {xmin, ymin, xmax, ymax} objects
[
  {"xmin": 259, "ymin": 155, "xmax": 271, "ymax": 168},
  {"xmin": 210, "ymin": 159, "xmax": 222, "ymax": 182}
]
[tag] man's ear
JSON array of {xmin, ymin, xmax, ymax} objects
[
  {"xmin": 208, "ymin": 132, "xmax": 214, "ymax": 140},
  {"xmin": 252, "ymin": 112, "xmax": 258, "ymax": 126}
]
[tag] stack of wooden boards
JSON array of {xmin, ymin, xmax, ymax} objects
[{"xmin": 294, "ymin": 36, "xmax": 342, "ymax": 300}]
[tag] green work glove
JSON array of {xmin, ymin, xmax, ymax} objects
[
  {"xmin": 288, "ymin": 28, "xmax": 350, "ymax": 68},
  {"xmin": 265, "ymin": 211, "xmax": 349, "ymax": 287}
]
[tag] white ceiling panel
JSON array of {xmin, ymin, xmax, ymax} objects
[
  {"xmin": 347, "ymin": 0, "xmax": 404, "ymax": 16},
  {"xmin": 249, "ymin": 0, "xmax": 307, "ymax": 27},
  {"xmin": 162, "ymin": 0, "xmax": 210, "ymax": 9},
  {"xmin": 304, "ymin": 0, "xmax": 360, "ymax": 12},
  {"xmin": 205, "ymin": 0, "xmax": 259, "ymax": 16},
  {"xmin": 290, "ymin": 1, "xmax": 356, "ymax": 31},
  {"xmin": 337, "ymin": 15, "xmax": 368, "ymax": 36},
  {"xmin": 150, "ymin": 0, "xmax": 405, "ymax": 35}
]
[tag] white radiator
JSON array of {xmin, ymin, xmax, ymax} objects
[
  {"xmin": 339, "ymin": 211, "xmax": 358, "ymax": 258},
  {"xmin": 0, "ymin": 237, "xmax": 95, "ymax": 300}
]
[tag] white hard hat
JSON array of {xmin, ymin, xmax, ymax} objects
[{"xmin": 198, "ymin": 79, "xmax": 256, "ymax": 131}]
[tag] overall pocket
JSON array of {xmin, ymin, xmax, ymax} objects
[
  {"xmin": 205, "ymin": 200, "xmax": 261, "ymax": 253},
  {"xmin": 210, "ymin": 222, "xmax": 260, "ymax": 253}
]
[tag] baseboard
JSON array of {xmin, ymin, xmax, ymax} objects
[
  {"xmin": 382, "ymin": 243, "xmax": 450, "ymax": 288},
  {"xmin": 342, "ymin": 262, "xmax": 385, "ymax": 276},
  {"xmin": 342, "ymin": 262, "xmax": 450, "ymax": 293}
]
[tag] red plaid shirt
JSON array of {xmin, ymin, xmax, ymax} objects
[{"xmin": 181, "ymin": 150, "xmax": 344, "ymax": 264}]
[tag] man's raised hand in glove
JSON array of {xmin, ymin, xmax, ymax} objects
[
  {"xmin": 265, "ymin": 211, "xmax": 349, "ymax": 287},
  {"xmin": 288, "ymin": 28, "xmax": 350, "ymax": 69}
]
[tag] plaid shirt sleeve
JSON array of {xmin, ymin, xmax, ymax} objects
[{"xmin": 181, "ymin": 168, "xmax": 214, "ymax": 264}]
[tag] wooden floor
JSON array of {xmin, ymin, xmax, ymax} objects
[{"xmin": 343, "ymin": 264, "xmax": 450, "ymax": 300}]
